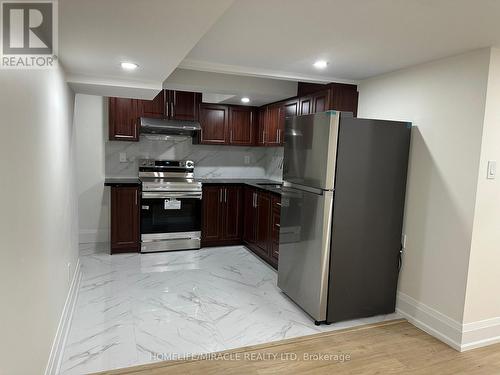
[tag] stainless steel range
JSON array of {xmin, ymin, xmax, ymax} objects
[{"xmin": 139, "ymin": 159, "xmax": 202, "ymax": 253}]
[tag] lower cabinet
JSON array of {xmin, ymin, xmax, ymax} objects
[
  {"xmin": 201, "ymin": 183, "xmax": 281, "ymax": 268},
  {"xmin": 242, "ymin": 187, "xmax": 280, "ymax": 269},
  {"xmin": 201, "ymin": 185, "xmax": 243, "ymax": 246},
  {"xmin": 110, "ymin": 186, "xmax": 140, "ymax": 254}
]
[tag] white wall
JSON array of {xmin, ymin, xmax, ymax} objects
[
  {"xmin": 463, "ymin": 49, "xmax": 500, "ymax": 329},
  {"xmin": 0, "ymin": 67, "xmax": 79, "ymax": 374},
  {"xmin": 357, "ymin": 49, "xmax": 490, "ymax": 344},
  {"xmin": 75, "ymin": 94, "xmax": 109, "ymax": 243}
]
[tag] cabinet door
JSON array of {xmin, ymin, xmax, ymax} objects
[
  {"xmin": 109, "ymin": 98, "xmax": 139, "ymax": 141},
  {"xmin": 284, "ymin": 99, "xmax": 299, "ymax": 119},
  {"xmin": 169, "ymin": 90, "xmax": 201, "ymax": 121},
  {"xmin": 243, "ymin": 187, "xmax": 256, "ymax": 243},
  {"xmin": 257, "ymin": 107, "xmax": 267, "ymax": 146},
  {"xmin": 299, "ymin": 96, "xmax": 312, "ymax": 115},
  {"xmin": 265, "ymin": 104, "xmax": 282, "ymax": 146},
  {"xmin": 255, "ymin": 191, "xmax": 271, "ymax": 252},
  {"xmin": 228, "ymin": 106, "xmax": 255, "ymax": 145},
  {"xmin": 111, "ymin": 186, "xmax": 140, "ymax": 253},
  {"xmin": 330, "ymin": 84, "xmax": 359, "ymax": 116},
  {"xmin": 200, "ymin": 104, "xmax": 229, "ymax": 144},
  {"xmin": 201, "ymin": 186, "xmax": 223, "ymax": 242},
  {"xmin": 311, "ymin": 89, "xmax": 331, "ymax": 113},
  {"xmin": 138, "ymin": 90, "xmax": 165, "ymax": 118},
  {"xmin": 222, "ymin": 186, "xmax": 243, "ymax": 241}
]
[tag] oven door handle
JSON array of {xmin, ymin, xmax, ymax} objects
[{"xmin": 142, "ymin": 192, "xmax": 202, "ymax": 199}]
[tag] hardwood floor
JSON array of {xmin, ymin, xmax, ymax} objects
[{"xmin": 95, "ymin": 320, "xmax": 500, "ymax": 375}]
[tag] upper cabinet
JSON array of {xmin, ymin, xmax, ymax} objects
[
  {"xmin": 108, "ymin": 89, "xmax": 201, "ymax": 141},
  {"xmin": 199, "ymin": 103, "xmax": 229, "ymax": 145},
  {"xmin": 108, "ymin": 83, "xmax": 358, "ymax": 144},
  {"xmin": 167, "ymin": 90, "xmax": 201, "ymax": 121},
  {"xmin": 199, "ymin": 103, "xmax": 257, "ymax": 146},
  {"xmin": 257, "ymin": 82, "xmax": 358, "ymax": 147},
  {"xmin": 137, "ymin": 90, "xmax": 165, "ymax": 119},
  {"xmin": 228, "ymin": 106, "xmax": 256, "ymax": 146},
  {"xmin": 109, "ymin": 97, "xmax": 139, "ymax": 141}
]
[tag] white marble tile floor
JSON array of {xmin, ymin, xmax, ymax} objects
[{"xmin": 60, "ymin": 243, "xmax": 400, "ymax": 374}]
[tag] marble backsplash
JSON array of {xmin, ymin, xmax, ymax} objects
[{"xmin": 106, "ymin": 135, "xmax": 284, "ymax": 181}]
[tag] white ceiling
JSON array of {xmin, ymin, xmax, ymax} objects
[
  {"xmin": 59, "ymin": 0, "xmax": 233, "ymax": 98},
  {"xmin": 182, "ymin": 0, "xmax": 500, "ymax": 82},
  {"xmin": 60, "ymin": 0, "xmax": 500, "ymax": 99}
]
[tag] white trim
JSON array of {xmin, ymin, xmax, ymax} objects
[
  {"xmin": 45, "ymin": 259, "xmax": 82, "ymax": 375},
  {"xmin": 461, "ymin": 316, "xmax": 500, "ymax": 351},
  {"xmin": 397, "ymin": 292, "xmax": 500, "ymax": 352},
  {"xmin": 396, "ymin": 292, "xmax": 462, "ymax": 351},
  {"xmin": 79, "ymin": 229, "xmax": 109, "ymax": 244},
  {"xmin": 178, "ymin": 58, "xmax": 358, "ymax": 85}
]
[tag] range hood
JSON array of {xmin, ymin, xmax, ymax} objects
[{"xmin": 139, "ymin": 117, "xmax": 201, "ymax": 136}]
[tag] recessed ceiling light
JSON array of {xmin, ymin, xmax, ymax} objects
[
  {"xmin": 121, "ymin": 62, "xmax": 138, "ymax": 70},
  {"xmin": 241, "ymin": 97, "xmax": 250, "ymax": 103},
  {"xmin": 313, "ymin": 60, "xmax": 328, "ymax": 69}
]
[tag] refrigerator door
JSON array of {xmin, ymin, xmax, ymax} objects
[
  {"xmin": 327, "ymin": 117, "xmax": 411, "ymax": 323},
  {"xmin": 277, "ymin": 183, "xmax": 334, "ymax": 322},
  {"xmin": 282, "ymin": 112, "xmax": 340, "ymax": 190}
]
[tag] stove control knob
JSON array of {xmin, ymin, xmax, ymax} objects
[{"xmin": 186, "ymin": 160, "xmax": 194, "ymax": 168}]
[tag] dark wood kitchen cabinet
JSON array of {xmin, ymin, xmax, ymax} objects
[
  {"xmin": 199, "ymin": 104, "xmax": 229, "ymax": 145},
  {"xmin": 108, "ymin": 89, "xmax": 201, "ymax": 141},
  {"xmin": 255, "ymin": 191, "xmax": 271, "ymax": 251},
  {"xmin": 271, "ymin": 195, "xmax": 281, "ymax": 262},
  {"xmin": 201, "ymin": 185, "xmax": 243, "ymax": 246},
  {"xmin": 167, "ymin": 90, "xmax": 201, "ymax": 121},
  {"xmin": 110, "ymin": 186, "xmax": 140, "ymax": 254},
  {"xmin": 109, "ymin": 97, "xmax": 139, "ymax": 141},
  {"xmin": 242, "ymin": 187, "xmax": 280, "ymax": 268},
  {"xmin": 137, "ymin": 90, "xmax": 165, "ymax": 119},
  {"xmin": 257, "ymin": 104, "xmax": 283, "ymax": 146},
  {"xmin": 228, "ymin": 106, "xmax": 256, "ymax": 145}
]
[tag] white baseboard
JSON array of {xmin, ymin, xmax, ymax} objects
[
  {"xmin": 396, "ymin": 292, "xmax": 462, "ymax": 350},
  {"xmin": 461, "ymin": 316, "xmax": 500, "ymax": 351},
  {"xmin": 397, "ymin": 292, "xmax": 500, "ymax": 352},
  {"xmin": 45, "ymin": 259, "xmax": 82, "ymax": 375},
  {"xmin": 79, "ymin": 229, "xmax": 109, "ymax": 244}
]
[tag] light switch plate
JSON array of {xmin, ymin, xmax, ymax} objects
[
  {"xmin": 487, "ymin": 160, "xmax": 496, "ymax": 179},
  {"xmin": 119, "ymin": 152, "xmax": 127, "ymax": 163}
]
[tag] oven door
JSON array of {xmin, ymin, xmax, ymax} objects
[{"xmin": 141, "ymin": 191, "xmax": 202, "ymax": 252}]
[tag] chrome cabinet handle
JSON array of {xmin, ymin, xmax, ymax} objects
[{"xmin": 224, "ymin": 188, "xmax": 227, "ymax": 203}]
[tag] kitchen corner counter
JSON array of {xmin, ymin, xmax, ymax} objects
[
  {"xmin": 104, "ymin": 178, "xmax": 141, "ymax": 187},
  {"xmin": 199, "ymin": 178, "xmax": 283, "ymax": 195}
]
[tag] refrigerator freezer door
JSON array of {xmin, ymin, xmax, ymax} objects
[
  {"xmin": 277, "ymin": 185, "xmax": 334, "ymax": 322},
  {"xmin": 282, "ymin": 112, "xmax": 340, "ymax": 190}
]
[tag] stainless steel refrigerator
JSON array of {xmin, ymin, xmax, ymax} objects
[{"xmin": 278, "ymin": 111, "xmax": 411, "ymax": 325}]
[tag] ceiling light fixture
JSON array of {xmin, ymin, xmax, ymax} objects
[
  {"xmin": 121, "ymin": 62, "xmax": 138, "ymax": 70},
  {"xmin": 313, "ymin": 60, "xmax": 328, "ymax": 69},
  {"xmin": 241, "ymin": 97, "xmax": 250, "ymax": 103}
]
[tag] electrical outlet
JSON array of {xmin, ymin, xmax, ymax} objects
[
  {"xmin": 244, "ymin": 155, "xmax": 251, "ymax": 165},
  {"xmin": 119, "ymin": 152, "xmax": 127, "ymax": 163}
]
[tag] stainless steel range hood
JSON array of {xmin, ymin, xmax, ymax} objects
[{"xmin": 140, "ymin": 117, "xmax": 201, "ymax": 136}]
